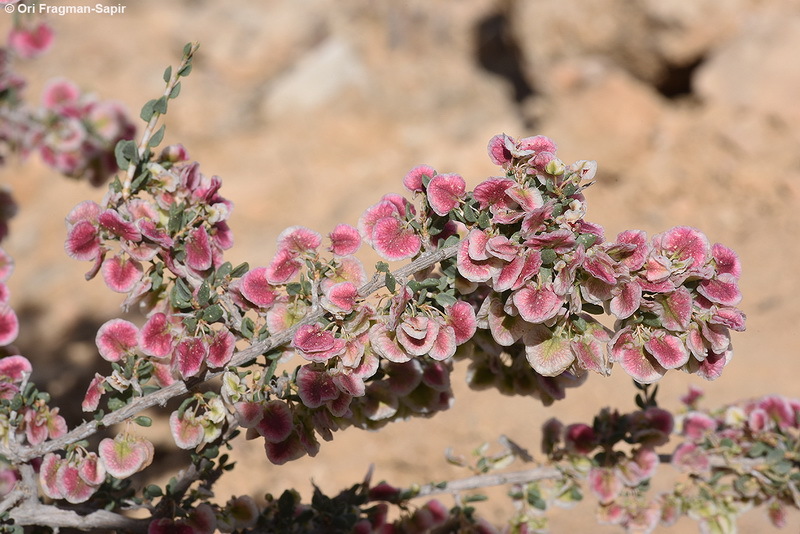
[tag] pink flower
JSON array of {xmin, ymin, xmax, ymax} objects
[
  {"xmin": 524, "ymin": 324, "xmax": 574, "ymax": 377},
  {"xmin": 371, "ymin": 217, "xmax": 421, "ymax": 261},
  {"xmin": 321, "ymin": 281, "xmax": 359, "ymax": 314},
  {"xmin": 426, "ymin": 173, "xmax": 465, "ymax": 216},
  {"xmin": 99, "ymin": 434, "xmax": 154, "ymax": 478},
  {"xmin": 255, "ymin": 400, "xmax": 294, "ymax": 443},
  {"xmin": 403, "ymin": 164, "xmax": 435, "ymax": 192},
  {"xmin": 293, "ymin": 324, "xmax": 345, "ymax": 363},
  {"xmin": 239, "ymin": 267, "xmax": 277, "ymax": 308},
  {"xmin": 139, "ymin": 313, "xmax": 176, "ymax": 358},
  {"xmin": 175, "ymin": 337, "xmax": 208, "ymax": 378},
  {"xmin": 8, "ymin": 23, "xmax": 54, "ymax": 58},
  {"xmin": 101, "ymin": 254, "xmax": 143, "ymax": 293},
  {"xmin": 609, "ymin": 328, "xmax": 666, "ymax": 384},
  {"xmin": 327, "ymin": 223, "xmax": 361, "ymax": 256},
  {"xmin": 95, "ymin": 319, "xmax": 139, "ymax": 362},
  {"xmin": 0, "ymin": 305, "xmax": 18, "ymax": 346},
  {"xmin": 588, "ymin": 467, "xmax": 623, "ymax": 504},
  {"xmin": 277, "ymin": 226, "xmax": 321, "ymax": 256}
]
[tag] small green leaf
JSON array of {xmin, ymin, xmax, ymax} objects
[
  {"xmin": 169, "ymin": 82, "xmax": 181, "ymax": 100},
  {"xmin": 163, "ymin": 66, "xmax": 172, "ymax": 83},
  {"xmin": 203, "ymin": 304, "xmax": 224, "ymax": 323},
  {"xmin": 153, "ymin": 96, "xmax": 168, "ymax": 115},
  {"xmin": 183, "ymin": 316, "xmax": 198, "ymax": 335},
  {"xmin": 134, "ymin": 416, "xmax": 152, "ymax": 427},
  {"xmin": 215, "ymin": 262, "xmax": 232, "ymax": 283},
  {"xmin": 183, "ymin": 42, "xmax": 193, "ymax": 56},
  {"xmin": 375, "ymin": 262, "xmax": 389, "ymax": 273},
  {"xmin": 130, "ymin": 170, "xmax": 150, "ymax": 193},
  {"xmin": 240, "ymin": 317, "xmax": 255, "ymax": 339},
  {"xmin": 107, "ymin": 397, "xmax": 125, "ymax": 411},
  {"xmin": 139, "ymin": 99, "xmax": 157, "ymax": 122},
  {"xmin": 197, "ymin": 282, "xmax": 211, "ymax": 306},
  {"xmin": 144, "ymin": 484, "xmax": 163, "ymax": 499},
  {"xmin": 231, "ymin": 262, "xmax": 249, "ymax": 278},
  {"xmin": 435, "ymin": 292, "xmax": 457, "ymax": 307},
  {"xmin": 384, "ymin": 273, "xmax": 396, "ymax": 293},
  {"xmin": 178, "ymin": 63, "xmax": 193, "ymax": 77},
  {"xmin": 148, "ymin": 125, "xmax": 166, "ymax": 147}
]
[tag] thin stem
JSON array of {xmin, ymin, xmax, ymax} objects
[
  {"xmin": 121, "ymin": 43, "xmax": 199, "ymax": 199},
  {"xmin": 409, "ymin": 466, "xmax": 562, "ymax": 499}
]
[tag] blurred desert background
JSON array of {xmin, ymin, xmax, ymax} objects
[{"xmin": 2, "ymin": 0, "xmax": 800, "ymax": 531}]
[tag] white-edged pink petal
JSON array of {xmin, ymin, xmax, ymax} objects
[
  {"xmin": 139, "ymin": 312, "xmax": 174, "ymax": 358},
  {"xmin": 82, "ymin": 373, "xmax": 105, "ymax": 412},
  {"xmin": 0, "ymin": 306, "xmax": 18, "ymax": 347},
  {"xmin": 487, "ymin": 134, "xmax": 514, "ymax": 166},
  {"xmin": 277, "ymin": 226, "xmax": 322, "ymax": 255},
  {"xmin": 56, "ymin": 463, "xmax": 97, "ymax": 504},
  {"xmin": 98, "ymin": 435, "xmax": 150, "ymax": 478},
  {"xmin": 239, "ymin": 267, "xmax": 277, "ymax": 308},
  {"xmin": 95, "ymin": 318, "xmax": 139, "ymax": 362},
  {"xmin": 446, "ymin": 301, "xmax": 476, "ymax": 345},
  {"xmin": 588, "ymin": 467, "xmax": 623, "ymax": 505},
  {"xmin": 358, "ymin": 200, "xmax": 399, "ymax": 246},
  {"xmin": 234, "ymin": 401, "xmax": 264, "ymax": 428},
  {"xmin": 428, "ymin": 324, "xmax": 456, "ymax": 361},
  {"xmin": 712, "ymin": 243, "xmax": 741, "ymax": 279},
  {"xmin": 265, "ymin": 248, "xmax": 302, "ymax": 284},
  {"xmin": 427, "ymin": 173, "xmax": 465, "ymax": 216},
  {"xmin": 0, "ymin": 355, "xmax": 31, "ymax": 382},
  {"xmin": 656, "ymin": 287, "xmax": 693, "ymax": 331},
  {"xmin": 78, "ymin": 452, "xmax": 106, "ymax": 486},
  {"xmin": 65, "ymin": 220, "xmax": 101, "ymax": 261},
  {"xmin": 368, "ymin": 323, "xmax": 411, "ymax": 363},
  {"xmin": 296, "ymin": 365, "xmax": 339, "ymax": 408},
  {"xmin": 609, "ymin": 280, "xmax": 641, "ymax": 320},
  {"xmin": 524, "ymin": 325, "xmax": 575, "ymax": 376},
  {"xmin": 101, "ymin": 255, "xmax": 143, "ymax": 293},
  {"xmin": 321, "ymin": 281, "xmax": 359, "ymax": 314},
  {"xmin": 403, "ymin": 164, "xmax": 435, "ymax": 192},
  {"xmin": 609, "ymin": 328, "xmax": 666, "ymax": 384},
  {"xmin": 207, "ymin": 328, "xmax": 235, "ymax": 368},
  {"xmin": 645, "ymin": 331, "xmax": 689, "ymax": 369},
  {"xmin": 697, "ymin": 274, "xmax": 741, "ymax": 306},
  {"xmin": 513, "ymin": 285, "xmax": 563, "ymax": 324},
  {"xmin": 39, "ymin": 453, "xmax": 64, "ymax": 500},
  {"xmin": 396, "ymin": 316, "xmax": 439, "ymax": 356},
  {"xmin": 328, "ymin": 224, "xmax": 361, "ymax": 256},
  {"xmin": 185, "ymin": 226, "xmax": 213, "ymax": 271},
  {"xmin": 255, "ymin": 400, "xmax": 294, "ymax": 443},
  {"xmin": 655, "ymin": 226, "xmax": 709, "ymax": 269},
  {"xmin": 168, "ymin": 412, "xmax": 204, "ymax": 450},
  {"xmin": 457, "ymin": 236, "xmax": 500, "ymax": 283},
  {"xmin": 175, "ymin": 337, "xmax": 208, "ymax": 378},
  {"xmin": 371, "ymin": 217, "xmax": 421, "ymax": 261},
  {"xmin": 98, "ymin": 209, "xmax": 141, "ymax": 242}
]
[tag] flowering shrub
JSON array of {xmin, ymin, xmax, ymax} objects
[{"xmin": 0, "ymin": 11, "xmax": 795, "ymax": 534}]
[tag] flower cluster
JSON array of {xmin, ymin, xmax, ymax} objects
[
  {"xmin": 528, "ymin": 388, "xmax": 800, "ymax": 534},
  {"xmin": 0, "ymin": 35, "xmax": 775, "ymax": 533},
  {"xmin": 1, "ymin": 17, "xmax": 134, "ymax": 185}
]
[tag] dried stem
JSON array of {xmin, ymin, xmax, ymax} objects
[{"xmin": 410, "ymin": 466, "xmax": 562, "ymax": 499}]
